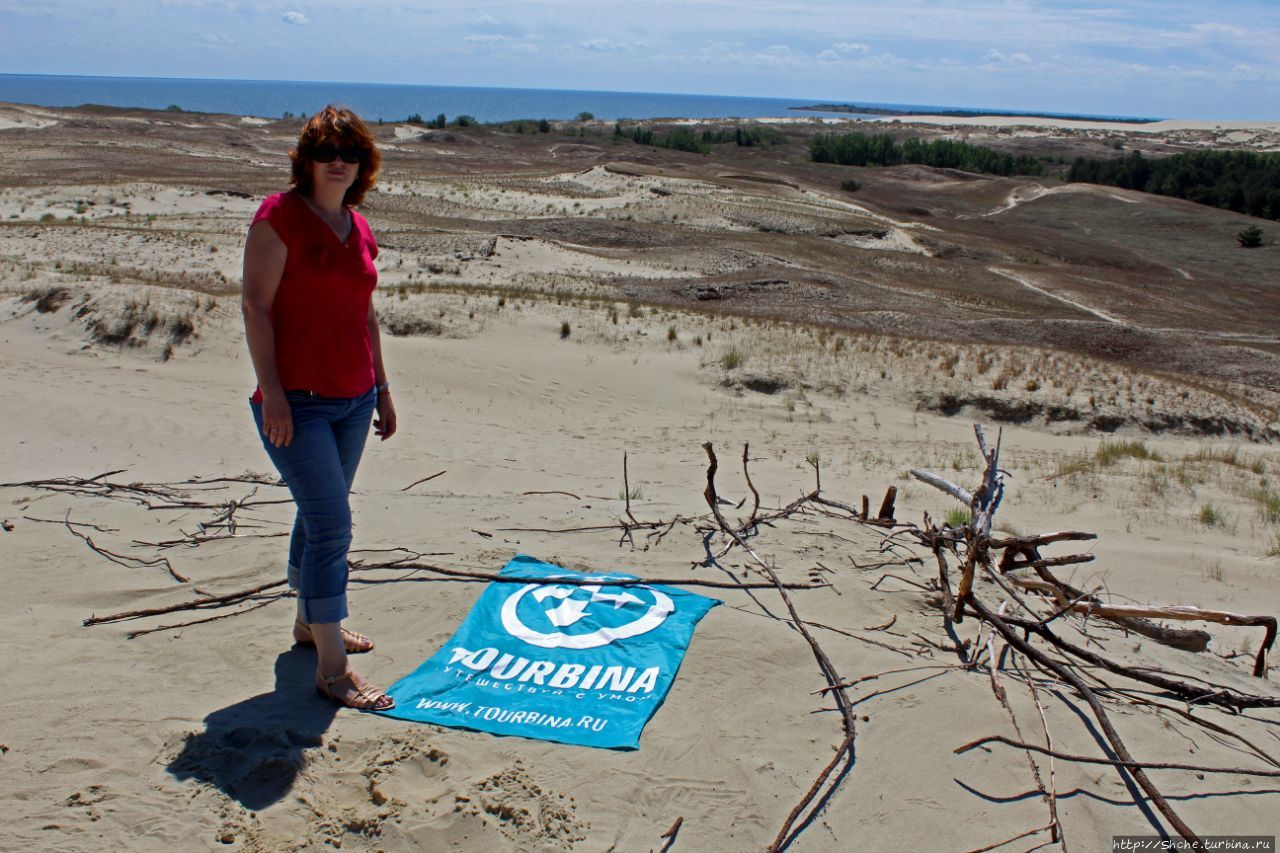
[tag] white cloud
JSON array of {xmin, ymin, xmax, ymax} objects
[
  {"xmin": 1192, "ymin": 22, "xmax": 1252, "ymax": 39},
  {"xmin": 280, "ymin": 11, "xmax": 309, "ymax": 26},
  {"xmin": 465, "ymin": 33, "xmax": 511, "ymax": 43},
  {"xmin": 817, "ymin": 42, "xmax": 872, "ymax": 62},
  {"xmin": 195, "ymin": 32, "xmax": 232, "ymax": 46},
  {"xmin": 579, "ymin": 37, "xmax": 628, "ymax": 52},
  {"xmin": 981, "ymin": 48, "xmax": 1034, "ymax": 70},
  {"xmin": 1229, "ymin": 63, "xmax": 1264, "ymax": 81},
  {"xmin": 474, "ymin": 13, "xmax": 499, "ymax": 25}
]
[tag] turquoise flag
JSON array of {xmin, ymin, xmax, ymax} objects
[{"xmin": 380, "ymin": 555, "xmax": 720, "ymax": 749}]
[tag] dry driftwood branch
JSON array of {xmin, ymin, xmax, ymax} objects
[
  {"xmin": 910, "ymin": 469, "xmax": 973, "ymax": 506},
  {"xmin": 126, "ymin": 598, "xmax": 284, "ymax": 638},
  {"xmin": 958, "ymin": 575, "xmax": 1202, "ymax": 846},
  {"xmin": 65, "ymin": 512, "xmax": 189, "ymax": 583},
  {"xmin": 1019, "ymin": 657, "xmax": 1063, "ymax": 847},
  {"xmin": 657, "ymin": 816, "xmax": 683, "ymax": 853},
  {"xmin": 22, "ymin": 515, "xmax": 119, "ymax": 533},
  {"xmin": 84, "ymin": 578, "xmax": 289, "ymax": 625},
  {"xmin": 818, "ymin": 664, "xmax": 959, "ymax": 695},
  {"xmin": 701, "ymin": 442, "xmax": 859, "ymax": 853},
  {"xmin": 1011, "ymin": 564, "xmax": 1213, "ymax": 654},
  {"xmin": 623, "ymin": 451, "xmax": 639, "ymax": 526},
  {"xmin": 356, "ymin": 560, "xmax": 829, "ymax": 591},
  {"xmin": 742, "ymin": 442, "xmax": 761, "ymax": 526},
  {"xmin": 521, "ymin": 490, "xmax": 581, "ymax": 500},
  {"xmin": 964, "ymin": 822, "xmax": 1058, "ymax": 853},
  {"xmin": 1073, "ymin": 604, "xmax": 1273, "ymax": 677},
  {"xmin": 970, "ymin": 424, "xmax": 1005, "ymax": 538},
  {"xmin": 979, "ymin": 607, "xmax": 1060, "ymax": 846},
  {"xmin": 85, "ymin": 559, "xmax": 827, "ymax": 629},
  {"xmin": 994, "ymin": 611, "xmax": 1280, "ymax": 710},
  {"xmin": 956, "ymin": 734, "xmax": 1280, "ymax": 778},
  {"xmin": 877, "ymin": 486, "xmax": 897, "ymax": 521},
  {"xmin": 988, "ymin": 531, "xmax": 1097, "ymax": 549},
  {"xmin": 133, "ymin": 530, "xmax": 289, "ymax": 550},
  {"xmin": 1117, "ymin": 691, "xmax": 1280, "ymax": 770},
  {"xmin": 1016, "ymin": 574, "xmax": 1206, "ymax": 653},
  {"xmin": 773, "ymin": 731, "xmax": 855, "ymax": 852},
  {"xmin": 402, "ymin": 470, "xmax": 447, "ymax": 491}
]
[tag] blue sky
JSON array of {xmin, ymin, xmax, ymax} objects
[{"xmin": 2, "ymin": 0, "xmax": 1278, "ymax": 119}]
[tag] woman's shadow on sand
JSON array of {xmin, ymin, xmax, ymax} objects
[{"xmin": 166, "ymin": 647, "xmax": 337, "ymax": 811}]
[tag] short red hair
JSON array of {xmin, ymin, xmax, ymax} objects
[{"xmin": 289, "ymin": 105, "xmax": 381, "ymax": 207}]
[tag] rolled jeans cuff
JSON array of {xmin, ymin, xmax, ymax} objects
[{"xmin": 297, "ymin": 591, "xmax": 348, "ymax": 625}]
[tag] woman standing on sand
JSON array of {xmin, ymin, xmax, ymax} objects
[{"xmin": 241, "ymin": 105, "xmax": 396, "ymax": 711}]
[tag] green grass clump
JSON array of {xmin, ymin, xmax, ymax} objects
[
  {"xmin": 1053, "ymin": 439, "xmax": 1163, "ymax": 478},
  {"xmin": 1095, "ymin": 440, "xmax": 1161, "ymax": 466},
  {"xmin": 1198, "ymin": 503, "xmax": 1226, "ymax": 527},
  {"xmin": 721, "ymin": 345, "xmax": 746, "ymax": 370},
  {"xmin": 944, "ymin": 507, "xmax": 971, "ymax": 528},
  {"xmin": 1254, "ymin": 485, "xmax": 1280, "ymax": 524},
  {"xmin": 1187, "ymin": 445, "xmax": 1266, "ymax": 475}
]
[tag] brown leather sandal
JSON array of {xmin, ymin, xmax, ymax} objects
[
  {"xmin": 294, "ymin": 620, "xmax": 375, "ymax": 654},
  {"xmin": 315, "ymin": 668, "xmax": 395, "ymax": 711}
]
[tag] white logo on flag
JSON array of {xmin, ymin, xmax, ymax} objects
[{"xmin": 499, "ymin": 579, "xmax": 674, "ymax": 649}]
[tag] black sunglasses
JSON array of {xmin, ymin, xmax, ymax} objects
[{"xmin": 306, "ymin": 142, "xmax": 364, "ymax": 164}]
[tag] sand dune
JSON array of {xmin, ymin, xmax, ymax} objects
[{"xmin": 2, "ymin": 102, "xmax": 1278, "ymax": 851}]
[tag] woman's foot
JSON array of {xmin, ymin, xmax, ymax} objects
[
  {"xmin": 294, "ymin": 620, "xmax": 375, "ymax": 654},
  {"xmin": 315, "ymin": 668, "xmax": 395, "ymax": 711}
]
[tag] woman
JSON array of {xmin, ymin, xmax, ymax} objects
[{"xmin": 242, "ymin": 105, "xmax": 396, "ymax": 711}]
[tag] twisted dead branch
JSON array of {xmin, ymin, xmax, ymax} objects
[
  {"xmin": 700, "ymin": 442, "xmax": 859, "ymax": 852},
  {"xmin": 956, "ymin": 734, "xmax": 1280, "ymax": 777}
]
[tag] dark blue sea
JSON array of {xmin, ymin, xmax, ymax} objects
[{"xmin": 0, "ymin": 74, "xmax": 1157, "ymax": 124}]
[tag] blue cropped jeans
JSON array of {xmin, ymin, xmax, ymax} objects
[{"xmin": 251, "ymin": 386, "xmax": 376, "ymax": 624}]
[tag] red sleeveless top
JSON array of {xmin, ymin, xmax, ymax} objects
[{"xmin": 249, "ymin": 191, "xmax": 379, "ymax": 402}]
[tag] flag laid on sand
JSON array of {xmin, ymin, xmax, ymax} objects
[{"xmin": 380, "ymin": 555, "xmax": 720, "ymax": 749}]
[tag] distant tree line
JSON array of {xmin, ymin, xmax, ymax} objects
[
  {"xmin": 612, "ymin": 123, "xmax": 789, "ymax": 154},
  {"xmin": 808, "ymin": 132, "xmax": 1045, "ymax": 176},
  {"xmin": 1067, "ymin": 150, "xmax": 1280, "ymax": 221},
  {"xmin": 699, "ymin": 126, "xmax": 789, "ymax": 147},
  {"xmin": 406, "ymin": 113, "xmax": 476, "ymax": 129},
  {"xmin": 615, "ymin": 124, "xmax": 710, "ymax": 154},
  {"xmin": 489, "ymin": 118, "xmax": 553, "ymax": 134}
]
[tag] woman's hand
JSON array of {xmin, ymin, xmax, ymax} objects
[
  {"xmin": 261, "ymin": 393, "xmax": 294, "ymax": 447},
  {"xmin": 374, "ymin": 392, "xmax": 397, "ymax": 441}
]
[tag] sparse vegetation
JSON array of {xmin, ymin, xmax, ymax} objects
[
  {"xmin": 1254, "ymin": 485, "xmax": 1280, "ymax": 525},
  {"xmin": 1055, "ymin": 440, "xmax": 1163, "ymax": 477},
  {"xmin": 1238, "ymin": 224, "xmax": 1265, "ymax": 248},
  {"xmin": 1198, "ymin": 503, "xmax": 1227, "ymax": 527},
  {"xmin": 720, "ymin": 345, "xmax": 746, "ymax": 370},
  {"xmin": 560, "ymin": 320, "xmax": 571, "ymax": 339}
]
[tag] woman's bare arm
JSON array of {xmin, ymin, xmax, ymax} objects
[
  {"xmin": 242, "ymin": 220, "xmax": 292, "ymax": 446},
  {"xmin": 368, "ymin": 302, "xmax": 397, "ymax": 440}
]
